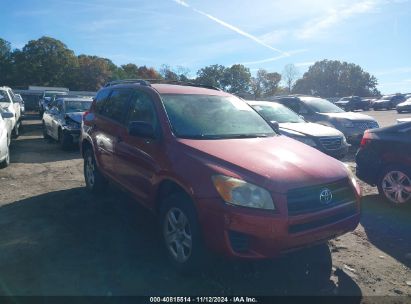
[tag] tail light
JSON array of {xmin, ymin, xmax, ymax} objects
[
  {"xmin": 82, "ymin": 111, "xmax": 89, "ymax": 122},
  {"xmin": 360, "ymin": 130, "xmax": 373, "ymax": 148}
]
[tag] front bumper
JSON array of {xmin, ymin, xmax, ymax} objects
[
  {"xmin": 373, "ymin": 102, "xmax": 390, "ymax": 109},
  {"xmin": 62, "ymin": 129, "xmax": 81, "ymax": 143},
  {"xmin": 397, "ymin": 105, "xmax": 411, "ymax": 112},
  {"xmin": 196, "ymin": 196, "xmax": 360, "ymax": 259}
]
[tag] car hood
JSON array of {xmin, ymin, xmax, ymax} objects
[
  {"xmin": 279, "ymin": 122, "xmax": 342, "ymax": 137},
  {"xmin": 319, "ymin": 112, "xmax": 375, "ymax": 121},
  {"xmin": 65, "ymin": 112, "xmax": 84, "ymax": 124},
  {"xmin": 374, "ymin": 99, "xmax": 390, "ymax": 104},
  {"xmin": 398, "ymin": 101, "xmax": 411, "ymax": 107},
  {"xmin": 335, "ymin": 101, "xmax": 349, "ymax": 104},
  {"xmin": 178, "ymin": 136, "xmax": 348, "ymax": 193}
]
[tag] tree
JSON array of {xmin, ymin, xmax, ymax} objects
[
  {"xmin": 0, "ymin": 38, "xmax": 12, "ymax": 85},
  {"xmin": 223, "ymin": 64, "xmax": 252, "ymax": 94},
  {"xmin": 13, "ymin": 36, "xmax": 78, "ymax": 87},
  {"xmin": 71, "ymin": 55, "xmax": 113, "ymax": 91},
  {"xmin": 293, "ymin": 60, "xmax": 380, "ymax": 97},
  {"xmin": 251, "ymin": 69, "xmax": 282, "ymax": 98},
  {"xmin": 160, "ymin": 64, "xmax": 178, "ymax": 81},
  {"xmin": 195, "ymin": 64, "xmax": 226, "ymax": 88},
  {"xmin": 282, "ymin": 64, "xmax": 299, "ymax": 93}
]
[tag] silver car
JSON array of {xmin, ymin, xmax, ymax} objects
[
  {"xmin": 273, "ymin": 95, "xmax": 379, "ymax": 144},
  {"xmin": 42, "ymin": 97, "xmax": 92, "ymax": 149}
]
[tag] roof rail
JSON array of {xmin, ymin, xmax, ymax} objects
[
  {"xmin": 104, "ymin": 79, "xmax": 222, "ymax": 91},
  {"xmin": 104, "ymin": 79, "xmax": 151, "ymax": 87}
]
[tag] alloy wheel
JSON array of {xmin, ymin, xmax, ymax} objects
[
  {"xmin": 163, "ymin": 207, "xmax": 193, "ymax": 263},
  {"xmin": 382, "ymin": 170, "xmax": 411, "ymax": 204}
]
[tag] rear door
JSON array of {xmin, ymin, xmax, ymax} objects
[
  {"xmin": 92, "ymin": 88, "xmax": 133, "ymax": 178},
  {"xmin": 113, "ymin": 89, "xmax": 161, "ymax": 205}
]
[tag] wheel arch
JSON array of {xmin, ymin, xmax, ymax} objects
[{"xmin": 154, "ymin": 178, "xmax": 194, "ymax": 215}]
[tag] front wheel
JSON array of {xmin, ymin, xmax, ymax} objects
[
  {"xmin": 0, "ymin": 145, "xmax": 10, "ymax": 168},
  {"xmin": 12, "ymin": 122, "xmax": 19, "ymax": 138},
  {"xmin": 83, "ymin": 148, "xmax": 107, "ymax": 193},
  {"xmin": 378, "ymin": 166, "xmax": 411, "ymax": 205},
  {"xmin": 160, "ymin": 193, "xmax": 207, "ymax": 274}
]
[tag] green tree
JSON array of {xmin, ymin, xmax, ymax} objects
[
  {"xmin": 292, "ymin": 60, "xmax": 380, "ymax": 97},
  {"xmin": 223, "ymin": 64, "xmax": 252, "ymax": 94},
  {"xmin": 71, "ymin": 55, "xmax": 113, "ymax": 91},
  {"xmin": 251, "ymin": 69, "xmax": 282, "ymax": 98},
  {"xmin": 195, "ymin": 64, "xmax": 226, "ymax": 88},
  {"xmin": 13, "ymin": 36, "xmax": 78, "ymax": 87},
  {"xmin": 0, "ymin": 38, "xmax": 12, "ymax": 85}
]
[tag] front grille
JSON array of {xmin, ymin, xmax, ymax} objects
[
  {"xmin": 228, "ymin": 231, "xmax": 250, "ymax": 253},
  {"xmin": 353, "ymin": 121, "xmax": 379, "ymax": 130},
  {"xmin": 288, "ymin": 207, "xmax": 357, "ymax": 234},
  {"xmin": 287, "ymin": 179, "xmax": 356, "ymax": 216},
  {"xmin": 319, "ymin": 136, "xmax": 342, "ymax": 150}
]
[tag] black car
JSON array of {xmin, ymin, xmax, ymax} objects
[
  {"xmin": 42, "ymin": 97, "xmax": 92, "ymax": 149},
  {"xmin": 335, "ymin": 96, "xmax": 370, "ymax": 111},
  {"xmin": 373, "ymin": 94, "xmax": 406, "ymax": 110},
  {"xmin": 356, "ymin": 122, "xmax": 411, "ymax": 205}
]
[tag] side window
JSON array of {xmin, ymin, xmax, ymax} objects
[
  {"xmin": 102, "ymin": 89, "xmax": 133, "ymax": 123},
  {"xmin": 126, "ymin": 91, "xmax": 158, "ymax": 127},
  {"xmin": 0, "ymin": 90, "xmax": 11, "ymax": 103},
  {"xmin": 95, "ymin": 89, "xmax": 111, "ymax": 114},
  {"xmin": 298, "ymin": 103, "xmax": 310, "ymax": 114}
]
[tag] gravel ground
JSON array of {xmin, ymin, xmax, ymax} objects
[{"xmin": 0, "ymin": 112, "xmax": 410, "ymax": 300}]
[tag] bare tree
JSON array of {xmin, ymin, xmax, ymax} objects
[{"xmin": 282, "ymin": 64, "xmax": 299, "ymax": 93}]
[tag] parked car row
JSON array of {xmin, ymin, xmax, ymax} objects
[
  {"xmin": 0, "ymin": 86, "xmax": 23, "ymax": 168},
  {"xmin": 331, "ymin": 94, "xmax": 410, "ymax": 112}
]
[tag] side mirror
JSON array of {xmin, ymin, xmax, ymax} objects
[
  {"xmin": 1, "ymin": 111, "xmax": 14, "ymax": 119},
  {"xmin": 269, "ymin": 120, "xmax": 280, "ymax": 133},
  {"xmin": 128, "ymin": 121, "xmax": 155, "ymax": 139}
]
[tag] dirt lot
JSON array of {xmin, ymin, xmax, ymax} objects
[{"xmin": 0, "ymin": 112, "xmax": 410, "ymax": 299}]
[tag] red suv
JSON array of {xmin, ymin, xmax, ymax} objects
[{"xmin": 80, "ymin": 80, "xmax": 361, "ymax": 272}]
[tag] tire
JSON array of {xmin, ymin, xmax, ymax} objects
[
  {"xmin": 0, "ymin": 145, "xmax": 10, "ymax": 168},
  {"xmin": 42, "ymin": 123, "xmax": 51, "ymax": 140},
  {"xmin": 377, "ymin": 165, "xmax": 411, "ymax": 205},
  {"xmin": 286, "ymin": 243, "xmax": 332, "ymax": 286},
  {"xmin": 397, "ymin": 110, "xmax": 403, "ymax": 114},
  {"xmin": 58, "ymin": 129, "xmax": 72, "ymax": 150},
  {"xmin": 83, "ymin": 148, "xmax": 108, "ymax": 193},
  {"xmin": 12, "ymin": 122, "xmax": 19, "ymax": 139},
  {"xmin": 160, "ymin": 193, "xmax": 207, "ymax": 274}
]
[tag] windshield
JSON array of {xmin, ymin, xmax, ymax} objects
[
  {"xmin": 0, "ymin": 90, "xmax": 11, "ymax": 105},
  {"xmin": 65, "ymin": 100, "xmax": 92, "ymax": 113},
  {"xmin": 301, "ymin": 97, "xmax": 345, "ymax": 113},
  {"xmin": 251, "ymin": 103, "xmax": 305, "ymax": 123},
  {"xmin": 161, "ymin": 94, "xmax": 275, "ymax": 139}
]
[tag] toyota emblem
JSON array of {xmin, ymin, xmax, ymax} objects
[{"xmin": 320, "ymin": 188, "xmax": 333, "ymax": 204}]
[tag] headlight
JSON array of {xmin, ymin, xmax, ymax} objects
[
  {"xmin": 212, "ymin": 175, "xmax": 275, "ymax": 210},
  {"xmin": 339, "ymin": 120, "xmax": 354, "ymax": 128},
  {"xmin": 291, "ymin": 136, "xmax": 317, "ymax": 147}
]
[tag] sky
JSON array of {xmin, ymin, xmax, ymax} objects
[{"xmin": 1, "ymin": 0, "xmax": 410, "ymax": 94}]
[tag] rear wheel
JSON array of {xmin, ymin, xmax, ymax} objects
[
  {"xmin": 83, "ymin": 148, "xmax": 107, "ymax": 193},
  {"xmin": 160, "ymin": 193, "xmax": 207, "ymax": 274},
  {"xmin": 378, "ymin": 166, "xmax": 411, "ymax": 205}
]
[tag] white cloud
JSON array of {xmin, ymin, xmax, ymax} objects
[
  {"xmin": 241, "ymin": 49, "xmax": 308, "ymax": 65},
  {"xmin": 172, "ymin": 0, "xmax": 289, "ymax": 56},
  {"xmin": 296, "ymin": 0, "xmax": 378, "ymax": 39}
]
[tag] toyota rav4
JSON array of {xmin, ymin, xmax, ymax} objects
[{"xmin": 80, "ymin": 80, "xmax": 361, "ymax": 273}]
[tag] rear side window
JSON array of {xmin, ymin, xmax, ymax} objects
[
  {"xmin": 126, "ymin": 91, "xmax": 158, "ymax": 128},
  {"xmin": 101, "ymin": 89, "xmax": 133, "ymax": 123},
  {"xmin": 95, "ymin": 89, "xmax": 111, "ymax": 114}
]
